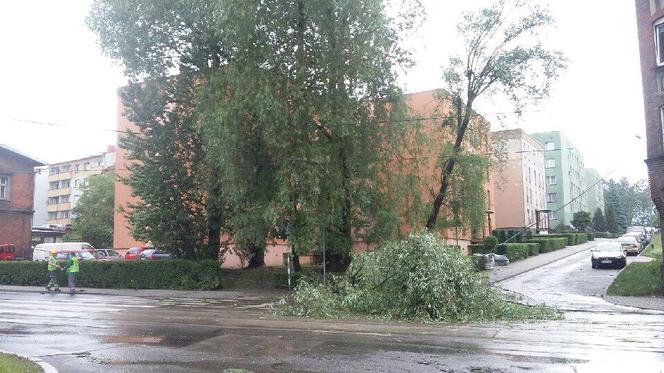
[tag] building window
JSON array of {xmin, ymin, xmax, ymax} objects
[
  {"xmin": 60, "ymin": 180, "xmax": 70, "ymax": 188},
  {"xmin": 547, "ymin": 176, "xmax": 557, "ymax": 185},
  {"xmin": 49, "ymin": 181, "xmax": 59, "ymax": 190},
  {"xmin": 550, "ymin": 211, "xmax": 559, "ymax": 220},
  {"xmin": 48, "ymin": 197, "xmax": 58, "ymax": 205},
  {"xmin": 0, "ymin": 175, "xmax": 8, "ymax": 200},
  {"xmin": 83, "ymin": 162, "xmax": 89, "ymax": 171},
  {"xmin": 545, "ymin": 142, "xmax": 555, "ymax": 150},
  {"xmin": 60, "ymin": 195, "xmax": 70, "ymax": 204},
  {"xmin": 57, "ymin": 211, "xmax": 69, "ymax": 219},
  {"xmin": 661, "ymin": 106, "xmax": 664, "ymax": 146},
  {"xmin": 656, "ymin": 19, "xmax": 664, "ymax": 66},
  {"xmin": 546, "ymin": 159, "xmax": 556, "ymax": 168},
  {"xmin": 61, "ymin": 165, "xmax": 70, "ymax": 173},
  {"xmin": 74, "ymin": 164, "xmax": 80, "ymax": 172},
  {"xmin": 48, "ymin": 212, "xmax": 58, "ymax": 220},
  {"xmin": 547, "ymin": 193, "xmax": 557, "ymax": 203},
  {"xmin": 49, "ymin": 167, "xmax": 59, "ymax": 175}
]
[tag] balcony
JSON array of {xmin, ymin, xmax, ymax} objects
[
  {"xmin": 47, "ymin": 188, "xmax": 71, "ymax": 197},
  {"xmin": 48, "ymin": 172, "xmax": 72, "ymax": 182},
  {"xmin": 47, "ymin": 203, "xmax": 71, "ymax": 212}
]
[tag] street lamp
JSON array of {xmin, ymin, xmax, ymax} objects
[{"xmin": 485, "ymin": 209, "xmax": 495, "ymax": 237}]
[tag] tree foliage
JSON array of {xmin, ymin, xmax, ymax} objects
[
  {"xmin": 571, "ymin": 211, "xmax": 591, "ymax": 231},
  {"xmin": 89, "ymin": 0, "xmax": 422, "ymax": 266},
  {"xmin": 67, "ymin": 173, "xmax": 115, "ymax": 250},
  {"xmin": 592, "ymin": 208, "xmax": 606, "ymax": 232},
  {"xmin": 425, "ymin": 0, "xmax": 566, "ymax": 229},
  {"xmin": 604, "ymin": 178, "xmax": 657, "ymax": 233}
]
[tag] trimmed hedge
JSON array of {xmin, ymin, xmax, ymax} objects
[
  {"xmin": 524, "ymin": 237, "xmax": 567, "ymax": 253},
  {"xmin": 587, "ymin": 233, "xmax": 595, "ymax": 241},
  {"xmin": 492, "ymin": 229, "xmax": 524, "ymax": 243},
  {"xmin": 0, "ymin": 260, "xmax": 222, "ymax": 290},
  {"xmin": 526, "ymin": 243, "xmax": 540, "ymax": 256},
  {"xmin": 500, "ymin": 243, "xmax": 529, "ymax": 262},
  {"xmin": 535, "ymin": 234, "xmax": 577, "ymax": 246},
  {"xmin": 468, "ymin": 244, "xmax": 486, "ymax": 255}
]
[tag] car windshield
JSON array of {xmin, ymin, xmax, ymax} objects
[
  {"xmin": 108, "ymin": 251, "xmax": 121, "ymax": 257},
  {"xmin": 142, "ymin": 250, "xmax": 155, "ymax": 255},
  {"xmin": 79, "ymin": 252, "xmax": 95, "ymax": 260},
  {"xmin": 596, "ymin": 244, "xmax": 622, "ymax": 252}
]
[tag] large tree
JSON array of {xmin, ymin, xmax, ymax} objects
[
  {"xmin": 592, "ymin": 208, "xmax": 605, "ymax": 232},
  {"xmin": 67, "ymin": 173, "xmax": 115, "ymax": 250},
  {"xmin": 426, "ymin": 0, "xmax": 566, "ymax": 229},
  {"xmin": 89, "ymin": 0, "xmax": 421, "ymax": 267}
]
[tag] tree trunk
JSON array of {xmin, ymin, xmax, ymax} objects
[
  {"xmin": 246, "ymin": 244, "xmax": 265, "ymax": 268},
  {"xmin": 426, "ymin": 97, "xmax": 474, "ymax": 230},
  {"xmin": 333, "ymin": 141, "xmax": 353, "ymax": 272}
]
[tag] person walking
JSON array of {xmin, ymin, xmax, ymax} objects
[
  {"xmin": 65, "ymin": 253, "xmax": 80, "ymax": 295},
  {"xmin": 45, "ymin": 250, "xmax": 62, "ymax": 292}
]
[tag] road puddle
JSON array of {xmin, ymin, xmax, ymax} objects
[{"xmin": 106, "ymin": 335, "xmax": 164, "ymax": 344}]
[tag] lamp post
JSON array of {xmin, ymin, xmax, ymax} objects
[{"xmin": 485, "ymin": 209, "xmax": 495, "ymax": 237}]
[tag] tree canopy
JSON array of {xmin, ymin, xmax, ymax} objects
[{"xmin": 67, "ymin": 172, "xmax": 115, "ymax": 250}]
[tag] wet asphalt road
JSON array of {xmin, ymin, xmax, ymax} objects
[{"xmin": 1, "ymin": 248, "xmax": 663, "ymax": 372}]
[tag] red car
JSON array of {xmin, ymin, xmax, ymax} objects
[
  {"xmin": 0, "ymin": 244, "xmax": 16, "ymax": 261},
  {"xmin": 125, "ymin": 246, "xmax": 150, "ymax": 260}
]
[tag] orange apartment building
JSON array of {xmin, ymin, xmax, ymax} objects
[
  {"xmin": 113, "ymin": 89, "xmax": 495, "ymax": 264},
  {"xmin": 492, "ymin": 129, "xmax": 548, "ymax": 231}
]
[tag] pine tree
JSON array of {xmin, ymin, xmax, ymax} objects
[{"xmin": 592, "ymin": 208, "xmax": 605, "ymax": 232}]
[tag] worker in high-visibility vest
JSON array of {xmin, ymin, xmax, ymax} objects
[
  {"xmin": 65, "ymin": 253, "xmax": 80, "ymax": 294},
  {"xmin": 45, "ymin": 250, "xmax": 62, "ymax": 292}
]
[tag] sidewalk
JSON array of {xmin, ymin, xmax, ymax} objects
[
  {"xmin": 0, "ymin": 285, "xmax": 285, "ymax": 302},
  {"xmin": 489, "ymin": 239, "xmax": 603, "ymax": 283},
  {"xmin": 604, "ymin": 294, "xmax": 664, "ymax": 311}
]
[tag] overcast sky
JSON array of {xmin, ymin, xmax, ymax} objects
[{"xmin": 0, "ymin": 0, "xmax": 647, "ymax": 181}]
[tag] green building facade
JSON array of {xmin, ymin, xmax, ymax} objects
[
  {"xmin": 584, "ymin": 168, "xmax": 605, "ymax": 218},
  {"xmin": 531, "ymin": 131, "xmax": 587, "ymax": 229}
]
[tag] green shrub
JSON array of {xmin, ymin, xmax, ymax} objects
[
  {"xmin": 526, "ymin": 229, "xmax": 534, "ymax": 239},
  {"xmin": 283, "ymin": 233, "xmax": 560, "ymax": 322},
  {"xmin": 0, "ymin": 260, "xmax": 222, "ymax": 290},
  {"xmin": 468, "ymin": 244, "xmax": 486, "ymax": 255},
  {"xmin": 482, "ymin": 235, "xmax": 498, "ymax": 252},
  {"xmin": 526, "ymin": 243, "xmax": 540, "ymax": 256},
  {"xmin": 587, "ymin": 233, "xmax": 595, "ymax": 241},
  {"xmin": 575, "ymin": 233, "xmax": 588, "ymax": 244},
  {"xmin": 524, "ymin": 239, "xmax": 551, "ymax": 253},
  {"xmin": 535, "ymin": 234, "xmax": 575, "ymax": 246},
  {"xmin": 471, "ymin": 255, "xmax": 486, "ymax": 271},
  {"xmin": 503, "ymin": 243, "xmax": 529, "ymax": 262},
  {"xmin": 550, "ymin": 237, "xmax": 567, "ymax": 250}
]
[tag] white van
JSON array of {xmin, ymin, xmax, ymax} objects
[{"xmin": 32, "ymin": 242, "xmax": 96, "ymax": 261}]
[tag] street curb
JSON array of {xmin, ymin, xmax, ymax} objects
[
  {"xmin": 0, "ymin": 349, "xmax": 58, "ymax": 373},
  {"xmin": 492, "ymin": 243, "xmax": 594, "ymax": 284}
]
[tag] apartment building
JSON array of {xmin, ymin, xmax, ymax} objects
[
  {"xmin": 492, "ymin": 129, "xmax": 548, "ymax": 230},
  {"xmin": 113, "ymin": 89, "xmax": 495, "ymax": 259},
  {"xmin": 584, "ymin": 168, "xmax": 605, "ymax": 216},
  {"xmin": 531, "ymin": 131, "xmax": 586, "ymax": 229},
  {"xmin": 45, "ymin": 146, "xmax": 116, "ymax": 225},
  {"xmin": 635, "ymin": 0, "xmax": 664, "ymax": 281},
  {"xmin": 636, "ymin": 0, "xmax": 664, "ymax": 220}
]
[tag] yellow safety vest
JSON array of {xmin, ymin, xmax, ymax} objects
[
  {"xmin": 67, "ymin": 256, "xmax": 79, "ymax": 274},
  {"xmin": 48, "ymin": 256, "xmax": 58, "ymax": 271}
]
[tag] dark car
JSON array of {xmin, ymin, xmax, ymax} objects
[
  {"xmin": 591, "ymin": 242, "xmax": 627, "ymax": 269},
  {"xmin": 139, "ymin": 249, "xmax": 171, "ymax": 260}
]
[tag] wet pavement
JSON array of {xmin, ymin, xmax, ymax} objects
[{"xmin": 1, "ymin": 248, "xmax": 664, "ymax": 372}]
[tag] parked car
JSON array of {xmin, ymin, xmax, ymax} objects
[
  {"xmin": 94, "ymin": 249, "xmax": 123, "ymax": 261},
  {"xmin": 591, "ymin": 242, "xmax": 627, "ymax": 269},
  {"xmin": 0, "ymin": 244, "xmax": 16, "ymax": 261},
  {"xmin": 55, "ymin": 250, "xmax": 97, "ymax": 261},
  {"xmin": 33, "ymin": 242, "xmax": 96, "ymax": 261},
  {"xmin": 139, "ymin": 249, "xmax": 171, "ymax": 261},
  {"xmin": 125, "ymin": 246, "xmax": 151, "ymax": 261},
  {"xmin": 616, "ymin": 236, "xmax": 641, "ymax": 256}
]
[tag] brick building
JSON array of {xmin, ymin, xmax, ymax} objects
[
  {"xmin": 113, "ymin": 89, "xmax": 495, "ymax": 262},
  {"xmin": 0, "ymin": 145, "xmax": 45, "ymax": 259},
  {"xmin": 635, "ymin": 0, "xmax": 664, "ymax": 281}
]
